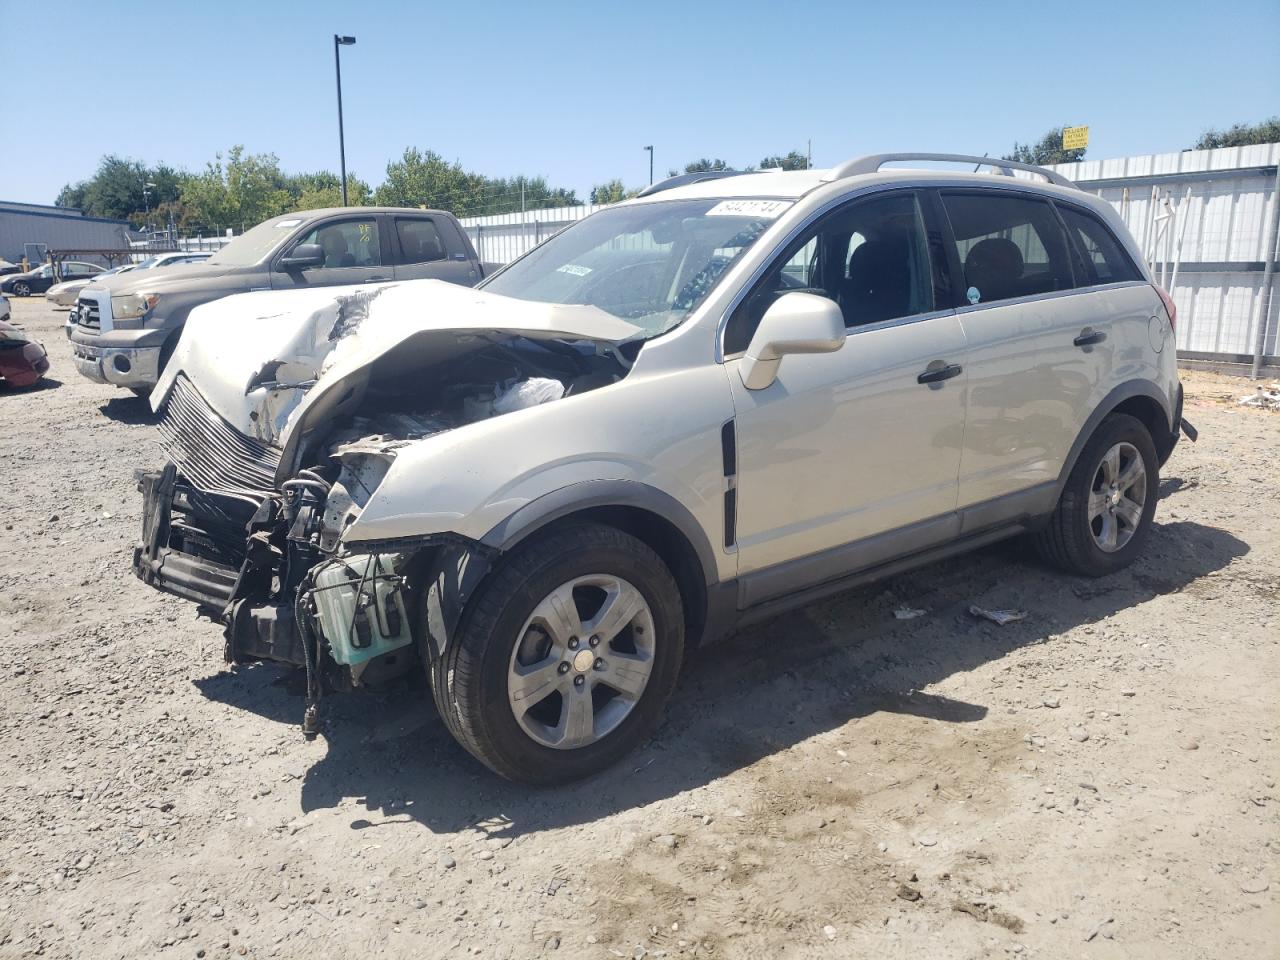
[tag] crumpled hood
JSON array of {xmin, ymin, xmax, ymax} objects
[{"xmin": 152, "ymin": 279, "xmax": 641, "ymax": 449}]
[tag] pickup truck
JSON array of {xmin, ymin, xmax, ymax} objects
[{"xmin": 69, "ymin": 207, "xmax": 488, "ymax": 394}]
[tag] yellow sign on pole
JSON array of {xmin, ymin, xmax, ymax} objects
[{"xmin": 1062, "ymin": 125, "xmax": 1089, "ymax": 151}]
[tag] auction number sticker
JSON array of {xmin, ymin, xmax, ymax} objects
[
  {"xmin": 705, "ymin": 199, "xmax": 791, "ymax": 219},
  {"xmin": 557, "ymin": 264, "xmax": 592, "ymax": 277}
]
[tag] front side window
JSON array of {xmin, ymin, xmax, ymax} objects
[
  {"xmin": 941, "ymin": 193, "xmax": 1073, "ymax": 305},
  {"xmin": 480, "ymin": 198, "xmax": 788, "ymax": 338},
  {"xmin": 292, "ymin": 219, "xmax": 381, "ymax": 268},
  {"xmin": 1057, "ymin": 205, "xmax": 1142, "ymax": 286},
  {"xmin": 725, "ymin": 191, "xmax": 935, "ymax": 354},
  {"xmin": 396, "ymin": 218, "xmax": 447, "ymax": 264}
]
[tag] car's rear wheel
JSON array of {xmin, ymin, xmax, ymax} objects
[
  {"xmin": 428, "ymin": 523, "xmax": 684, "ymax": 784},
  {"xmin": 1035, "ymin": 412, "xmax": 1159, "ymax": 576},
  {"xmin": 12, "ymin": 281, "xmax": 31, "ymax": 297}
]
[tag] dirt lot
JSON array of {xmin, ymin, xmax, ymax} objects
[{"xmin": 1, "ymin": 296, "xmax": 1277, "ymax": 960}]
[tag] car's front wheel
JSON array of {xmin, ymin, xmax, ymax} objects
[
  {"xmin": 429, "ymin": 523, "xmax": 685, "ymax": 784},
  {"xmin": 1035, "ymin": 412, "xmax": 1159, "ymax": 576},
  {"xmin": 12, "ymin": 281, "xmax": 31, "ymax": 297}
]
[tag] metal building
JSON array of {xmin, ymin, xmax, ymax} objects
[{"xmin": 0, "ymin": 201, "xmax": 138, "ymax": 266}]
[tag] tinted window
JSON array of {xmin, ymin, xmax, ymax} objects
[
  {"xmin": 292, "ymin": 219, "xmax": 380, "ymax": 268},
  {"xmin": 1057, "ymin": 205, "xmax": 1142, "ymax": 285},
  {"xmin": 941, "ymin": 193, "xmax": 1073, "ymax": 305},
  {"xmin": 396, "ymin": 218, "xmax": 447, "ymax": 264},
  {"xmin": 725, "ymin": 191, "xmax": 934, "ymax": 354}
]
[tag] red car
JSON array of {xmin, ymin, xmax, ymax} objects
[{"xmin": 0, "ymin": 318, "xmax": 51, "ymax": 388}]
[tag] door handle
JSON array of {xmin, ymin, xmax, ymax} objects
[
  {"xmin": 917, "ymin": 363, "xmax": 963, "ymax": 385},
  {"xmin": 1073, "ymin": 328, "xmax": 1106, "ymax": 347}
]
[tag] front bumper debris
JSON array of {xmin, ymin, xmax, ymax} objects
[{"xmin": 133, "ymin": 465, "xmax": 239, "ymax": 610}]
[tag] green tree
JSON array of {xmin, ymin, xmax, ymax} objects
[
  {"xmin": 55, "ymin": 155, "xmax": 183, "ymax": 222},
  {"xmin": 374, "ymin": 148, "xmax": 486, "ymax": 214},
  {"xmin": 1004, "ymin": 128, "xmax": 1086, "ymax": 166},
  {"xmin": 589, "ymin": 179, "xmax": 636, "ymax": 204},
  {"xmin": 1192, "ymin": 117, "xmax": 1280, "ymax": 150},
  {"xmin": 178, "ymin": 146, "xmax": 294, "ymax": 234},
  {"xmin": 284, "ymin": 171, "xmax": 373, "ymax": 210},
  {"xmin": 683, "ymin": 158, "xmax": 730, "ymax": 173},
  {"xmin": 759, "ymin": 151, "xmax": 810, "ymax": 171}
]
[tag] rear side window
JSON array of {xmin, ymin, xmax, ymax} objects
[
  {"xmin": 941, "ymin": 193, "xmax": 1074, "ymax": 305},
  {"xmin": 396, "ymin": 218, "xmax": 448, "ymax": 264},
  {"xmin": 1057, "ymin": 205, "xmax": 1142, "ymax": 285}
]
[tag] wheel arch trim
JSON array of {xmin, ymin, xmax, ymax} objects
[
  {"xmin": 1054, "ymin": 379, "xmax": 1172, "ymax": 500},
  {"xmin": 479, "ymin": 479, "xmax": 720, "ymax": 589}
]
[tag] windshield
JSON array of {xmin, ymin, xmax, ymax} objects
[
  {"xmin": 205, "ymin": 215, "xmax": 306, "ymax": 267},
  {"xmin": 480, "ymin": 198, "xmax": 790, "ymax": 337}
]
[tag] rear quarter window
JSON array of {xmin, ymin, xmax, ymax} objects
[{"xmin": 1056, "ymin": 205, "xmax": 1143, "ymax": 286}]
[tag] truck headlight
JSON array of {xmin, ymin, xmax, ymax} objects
[{"xmin": 111, "ymin": 292, "xmax": 160, "ymax": 320}]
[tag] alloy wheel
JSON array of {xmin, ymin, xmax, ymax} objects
[
  {"xmin": 1088, "ymin": 441, "xmax": 1147, "ymax": 552},
  {"xmin": 507, "ymin": 574, "xmax": 656, "ymax": 750}
]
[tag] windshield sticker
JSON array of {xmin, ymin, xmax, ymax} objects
[
  {"xmin": 557, "ymin": 264, "xmax": 592, "ymax": 277},
  {"xmin": 705, "ymin": 199, "xmax": 791, "ymax": 219},
  {"xmin": 275, "ymin": 219, "xmax": 303, "ymax": 229}
]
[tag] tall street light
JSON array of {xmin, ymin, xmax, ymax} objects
[
  {"xmin": 334, "ymin": 34, "xmax": 356, "ymax": 206},
  {"xmin": 643, "ymin": 145, "xmax": 654, "ymax": 185}
]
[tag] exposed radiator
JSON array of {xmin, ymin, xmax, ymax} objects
[{"xmin": 157, "ymin": 374, "xmax": 280, "ymax": 502}]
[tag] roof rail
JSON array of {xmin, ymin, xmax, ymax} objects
[
  {"xmin": 635, "ymin": 169, "xmax": 750, "ymax": 198},
  {"xmin": 821, "ymin": 153, "xmax": 1077, "ymax": 190}
]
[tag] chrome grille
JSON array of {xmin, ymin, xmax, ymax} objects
[
  {"xmin": 76, "ymin": 296, "xmax": 100, "ymax": 329},
  {"xmin": 157, "ymin": 375, "xmax": 281, "ymax": 502}
]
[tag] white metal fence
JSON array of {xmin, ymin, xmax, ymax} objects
[
  {"xmin": 1048, "ymin": 144, "xmax": 1280, "ymax": 361},
  {"xmin": 458, "ymin": 144, "xmax": 1280, "ymax": 364}
]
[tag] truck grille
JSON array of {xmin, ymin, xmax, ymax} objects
[
  {"xmin": 157, "ymin": 374, "xmax": 281, "ymax": 503},
  {"xmin": 76, "ymin": 297, "xmax": 100, "ymax": 329}
]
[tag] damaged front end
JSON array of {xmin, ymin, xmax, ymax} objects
[{"xmin": 133, "ymin": 280, "xmax": 637, "ymax": 730}]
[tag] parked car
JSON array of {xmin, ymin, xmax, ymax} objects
[
  {"xmin": 0, "ymin": 259, "xmax": 23, "ymax": 276},
  {"xmin": 1, "ymin": 261, "xmax": 103, "ymax": 297},
  {"xmin": 48, "ymin": 264, "xmax": 136, "ymax": 308},
  {"xmin": 0, "ymin": 292, "xmax": 8, "ymax": 323},
  {"xmin": 69, "ymin": 208, "xmax": 487, "ymax": 395},
  {"xmin": 0, "ymin": 317, "xmax": 50, "ymax": 388},
  {"xmin": 52, "ymin": 252, "xmax": 212, "ymax": 310},
  {"xmin": 131, "ymin": 153, "xmax": 1194, "ymax": 784}
]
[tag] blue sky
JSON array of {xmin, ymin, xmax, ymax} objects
[{"xmin": 4, "ymin": 0, "xmax": 1278, "ymax": 205}]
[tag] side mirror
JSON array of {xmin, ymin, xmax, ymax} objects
[
  {"xmin": 278, "ymin": 243, "xmax": 325, "ymax": 271},
  {"xmin": 740, "ymin": 291, "xmax": 845, "ymax": 390}
]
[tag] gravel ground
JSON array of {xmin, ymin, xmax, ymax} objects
[{"xmin": 1, "ymin": 297, "xmax": 1277, "ymax": 960}]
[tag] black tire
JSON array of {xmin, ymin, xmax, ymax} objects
[
  {"xmin": 1035, "ymin": 413, "xmax": 1159, "ymax": 577},
  {"xmin": 12, "ymin": 281, "xmax": 31, "ymax": 297},
  {"xmin": 429, "ymin": 523, "xmax": 684, "ymax": 784}
]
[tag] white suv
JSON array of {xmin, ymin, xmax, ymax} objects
[{"xmin": 133, "ymin": 153, "xmax": 1193, "ymax": 783}]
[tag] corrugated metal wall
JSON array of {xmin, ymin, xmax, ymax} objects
[
  {"xmin": 459, "ymin": 145, "xmax": 1280, "ymax": 362},
  {"xmin": 1047, "ymin": 144, "xmax": 1279, "ymax": 359},
  {"xmin": 0, "ymin": 205, "xmax": 136, "ymax": 265}
]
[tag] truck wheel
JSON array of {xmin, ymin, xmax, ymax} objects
[
  {"xmin": 432, "ymin": 523, "xmax": 684, "ymax": 784},
  {"xmin": 1035, "ymin": 413, "xmax": 1159, "ymax": 577}
]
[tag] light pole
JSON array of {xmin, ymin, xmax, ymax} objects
[
  {"xmin": 643, "ymin": 145, "xmax": 653, "ymax": 185},
  {"xmin": 334, "ymin": 34, "xmax": 356, "ymax": 205}
]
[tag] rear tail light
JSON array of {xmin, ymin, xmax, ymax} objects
[{"xmin": 1154, "ymin": 285, "xmax": 1177, "ymax": 333}]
